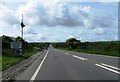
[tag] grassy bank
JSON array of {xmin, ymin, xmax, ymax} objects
[
  {"xmin": 53, "ymin": 41, "xmax": 119, "ymax": 57},
  {"xmin": 1, "ymin": 35, "xmax": 40, "ymax": 71},
  {"xmin": 0, "ymin": 56, "xmax": 2, "ymax": 70},
  {"xmin": 58, "ymin": 47, "xmax": 119, "ymax": 57},
  {"xmin": 2, "ymin": 48, "xmax": 38, "ymax": 71}
]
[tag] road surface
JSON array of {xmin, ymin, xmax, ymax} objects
[{"xmin": 16, "ymin": 47, "xmax": 119, "ymax": 80}]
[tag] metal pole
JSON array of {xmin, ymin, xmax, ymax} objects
[
  {"xmin": 21, "ymin": 14, "xmax": 25, "ymax": 39},
  {"xmin": 20, "ymin": 14, "xmax": 25, "ymax": 54},
  {"xmin": 21, "ymin": 27, "xmax": 23, "ymax": 39},
  {"xmin": 21, "ymin": 14, "xmax": 23, "ymax": 39}
]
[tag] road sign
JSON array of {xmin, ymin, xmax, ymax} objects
[
  {"xmin": 11, "ymin": 42, "xmax": 22, "ymax": 49},
  {"xmin": 15, "ymin": 49, "xmax": 23, "ymax": 55}
]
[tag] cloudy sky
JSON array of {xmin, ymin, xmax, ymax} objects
[{"xmin": 0, "ymin": 0, "xmax": 119, "ymax": 42}]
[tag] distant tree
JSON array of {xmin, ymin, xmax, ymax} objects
[
  {"xmin": 66, "ymin": 38, "xmax": 81, "ymax": 49},
  {"xmin": 2, "ymin": 35, "xmax": 15, "ymax": 49},
  {"xmin": 15, "ymin": 36, "xmax": 31, "ymax": 49},
  {"xmin": 15, "ymin": 36, "xmax": 24, "ymax": 42},
  {"xmin": 2, "ymin": 35, "xmax": 14, "ymax": 42},
  {"xmin": 15, "ymin": 36, "xmax": 28, "ymax": 43}
]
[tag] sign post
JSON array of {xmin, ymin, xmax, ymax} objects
[
  {"xmin": 10, "ymin": 14, "xmax": 25, "ymax": 55},
  {"xmin": 11, "ymin": 42, "xmax": 23, "ymax": 55}
]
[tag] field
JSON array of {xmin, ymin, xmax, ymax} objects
[{"xmin": 52, "ymin": 41, "xmax": 119, "ymax": 57}]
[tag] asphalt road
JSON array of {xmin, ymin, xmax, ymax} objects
[{"xmin": 16, "ymin": 47, "xmax": 119, "ymax": 80}]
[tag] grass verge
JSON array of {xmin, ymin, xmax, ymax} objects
[
  {"xmin": 2, "ymin": 49, "xmax": 38, "ymax": 71},
  {"xmin": 57, "ymin": 48, "xmax": 119, "ymax": 57},
  {"xmin": 0, "ymin": 56, "xmax": 2, "ymax": 70}
]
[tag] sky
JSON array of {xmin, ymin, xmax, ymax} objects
[{"xmin": 0, "ymin": 0, "xmax": 119, "ymax": 42}]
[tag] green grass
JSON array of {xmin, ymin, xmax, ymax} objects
[
  {"xmin": 2, "ymin": 56, "xmax": 22, "ymax": 70},
  {"xmin": 57, "ymin": 48, "xmax": 119, "ymax": 57},
  {"xmin": 1, "ymin": 35, "xmax": 42, "ymax": 71},
  {"xmin": 0, "ymin": 56, "xmax": 2, "ymax": 70},
  {"xmin": 74, "ymin": 49, "xmax": 118, "ymax": 57},
  {"xmin": 2, "ymin": 49, "xmax": 38, "ymax": 71},
  {"xmin": 55, "ymin": 41, "xmax": 119, "ymax": 57}
]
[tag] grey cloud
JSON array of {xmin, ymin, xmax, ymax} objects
[
  {"xmin": 22, "ymin": 3, "xmax": 86, "ymax": 27},
  {"xmin": 95, "ymin": 31, "xmax": 107, "ymax": 35},
  {"xmin": 5, "ymin": 2, "xmax": 115, "ymax": 29},
  {"xmin": 2, "ymin": 2, "xmax": 117, "ymax": 29},
  {"xmin": 41, "ymin": 37, "xmax": 48, "ymax": 41},
  {"xmin": 3, "ymin": 15, "xmax": 19, "ymax": 25},
  {"xmin": 92, "ymin": 16, "xmax": 113, "ymax": 28},
  {"xmin": 24, "ymin": 27, "xmax": 38, "ymax": 35},
  {"xmin": 55, "ymin": 17, "xmax": 85, "ymax": 27}
]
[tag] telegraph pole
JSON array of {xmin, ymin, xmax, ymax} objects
[
  {"xmin": 20, "ymin": 14, "xmax": 25, "ymax": 39},
  {"xmin": 20, "ymin": 14, "xmax": 25, "ymax": 55}
]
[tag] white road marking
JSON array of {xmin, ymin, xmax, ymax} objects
[
  {"xmin": 101, "ymin": 63, "xmax": 120, "ymax": 71},
  {"xmin": 72, "ymin": 55, "xmax": 88, "ymax": 61},
  {"xmin": 65, "ymin": 53, "xmax": 69, "ymax": 55},
  {"xmin": 95, "ymin": 64, "xmax": 120, "ymax": 74},
  {"xmin": 30, "ymin": 49, "xmax": 49, "ymax": 81}
]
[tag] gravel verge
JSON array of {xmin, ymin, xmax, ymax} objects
[{"xmin": 1, "ymin": 51, "xmax": 43, "ymax": 81}]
